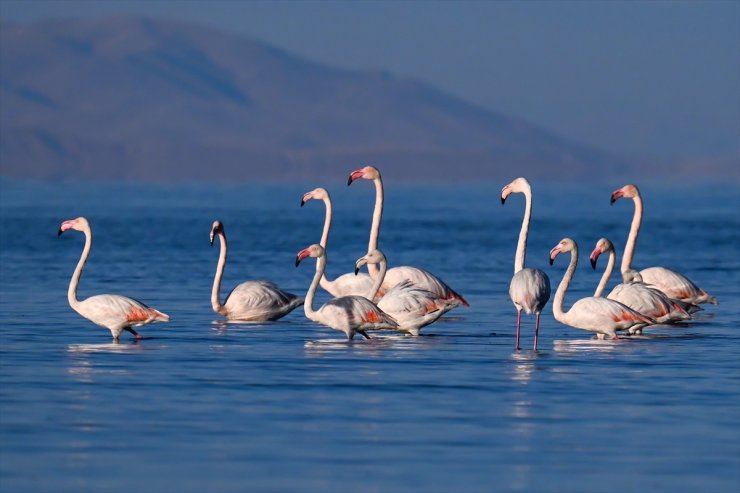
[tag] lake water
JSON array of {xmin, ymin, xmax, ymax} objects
[{"xmin": 1, "ymin": 178, "xmax": 738, "ymax": 493}]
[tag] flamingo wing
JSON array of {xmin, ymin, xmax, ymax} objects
[
  {"xmin": 639, "ymin": 267, "xmax": 716, "ymax": 304},
  {"xmin": 382, "ymin": 266, "xmax": 468, "ymax": 307},
  {"xmin": 509, "ymin": 267, "xmax": 551, "ymax": 314},
  {"xmin": 568, "ymin": 297, "xmax": 653, "ymax": 332},
  {"xmin": 608, "ymin": 283, "xmax": 689, "ymax": 323},
  {"xmin": 224, "ymin": 280, "xmax": 303, "ymax": 320},
  {"xmin": 322, "ymin": 296, "xmax": 398, "ymax": 332},
  {"xmin": 78, "ymin": 294, "xmax": 169, "ymax": 329}
]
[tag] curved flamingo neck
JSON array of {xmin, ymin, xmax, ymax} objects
[
  {"xmin": 317, "ymin": 195, "xmax": 337, "ymax": 291},
  {"xmin": 68, "ymin": 225, "xmax": 91, "ymax": 310},
  {"xmin": 594, "ymin": 248, "xmax": 615, "ymax": 298},
  {"xmin": 622, "ymin": 194, "xmax": 643, "ymax": 276},
  {"xmin": 366, "ymin": 176, "xmax": 384, "ymax": 277},
  {"xmin": 304, "ymin": 254, "xmax": 324, "ymax": 323},
  {"xmin": 365, "ymin": 257, "xmax": 388, "ymax": 300},
  {"xmin": 514, "ymin": 185, "xmax": 533, "ymax": 273},
  {"xmin": 553, "ymin": 247, "xmax": 578, "ymax": 324},
  {"xmin": 211, "ymin": 231, "xmax": 228, "ymax": 316}
]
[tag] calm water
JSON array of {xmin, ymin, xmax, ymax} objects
[{"xmin": 1, "ymin": 178, "xmax": 738, "ymax": 493}]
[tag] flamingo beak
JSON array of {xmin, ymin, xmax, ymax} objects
[
  {"xmin": 501, "ymin": 186, "xmax": 510, "ymax": 205},
  {"xmin": 300, "ymin": 192, "xmax": 311, "ymax": 207},
  {"xmin": 347, "ymin": 169, "xmax": 364, "ymax": 186},
  {"xmin": 209, "ymin": 233, "xmax": 215, "ymax": 246},
  {"xmin": 610, "ymin": 189, "xmax": 624, "ymax": 204},
  {"xmin": 589, "ymin": 248, "xmax": 601, "ymax": 270},
  {"xmin": 58, "ymin": 220, "xmax": 74, "ymax": 236},
  {"xmin": 549, "ymin": 246, "xmax": 561, "ymax": 266},
  {"xmin": 354, "ymin": 257, "xmax": 367, "ymax": 276},
  {"xmin": 295, "ymin": 249, "xmax": 311, "ymax": 267}
]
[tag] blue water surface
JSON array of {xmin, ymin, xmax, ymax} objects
[{"xmin": 1, "ymin": 178, "xmax": 739, "ymax": 493}]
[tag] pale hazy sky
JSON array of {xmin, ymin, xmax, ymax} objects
[{"xmin": 1, "ymin": 0, "xmax": 738, "ymax": 162}]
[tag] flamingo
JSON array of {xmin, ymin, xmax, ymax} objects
[
  {"xmin": 347, "ymin": 165, "xmax": 468, "ymax": 310},
  {"xmin": 354, "ymin": 249, "xmax": 456, "ymax": 336},
  {"xmin": 549, "ymin": 238, "xmax": 654, "ymax": 339},
  {"xmin": 300, "ymin": 187, "xmax": 379, "ymax": 298},
  {"xmin": 210, "ymin": 220, "xmax": 303, "ymax": 321},
  {"xmin": 295, "ymin": 244, "xmax": 399, "ymax": 340},
  {"xmin": 58, "ymin": 217, "xmax": 170, "ymax": 341},
  {"xmin": 501, "ymin": 177, "xmax": 551, "ymax": 351},
  {"xmin": 590, "ymin": 238, "xmax": 691, "ymax": 330},
  {"xmin": 611, "ymin": 184, "xmax": 717, "ymax": 305}
]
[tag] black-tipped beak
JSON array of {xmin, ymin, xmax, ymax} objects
[
  {"xmin": 347, "ymin": 175, "xmax": 354, "ymax": 186},
  {"xmin": 295, "ymin": 256, "xmax": 301, "ymax": 267},
  {"xmin": 300, "ymin": 199, "xmax": 306, "ymax": 207},
  {"xmin": 501, "ymin": 196, "xmax": 506, "ymax": 205},
  {"xmin": 590, "ymin": 258, "xmax": 597, "ymax": 270},
  {"xmin": 549, "ymin": 256, "xmax": 555, "ymax": 266},
  {"xmin": 210, "ymin": 236, "xmax": 214, "ymax": 246},
  {"xmin": 57, "ymin": 229, "xmax": 63, "ymax": 237},
  {"xmin": 610, "ymin": 196, "xmax": 616, "ymax": 205},
  {"xmin": 354, "ymin": 266, "xmax": 360, "ymax": 275}
]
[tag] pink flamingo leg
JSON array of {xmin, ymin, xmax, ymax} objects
[
  {"xmin": 515, "ymin": 309, "xmax": 522, "ymax": 350},
  {"xmin": 534, "ymin": 311, "xmax": 541, "ymax": 351}
]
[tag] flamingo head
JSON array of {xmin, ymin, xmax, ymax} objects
[
  {"xmin": 58, "ymin": 217, "xmax": 89, "ymax": 236},
  {"xmin": 347, "ymin": 165, "xmax": 380, "ymax": 185},
  {"xmin": 549, "ymin": 238, "xmax": 576, "ymax": 265},
  {"xmin": 210, "ymin": 220, "xmax": 225, "ymax": 246},
  {"xmin": 295, "ymin": 244, "xmax": 325, "ymax": 267},
  {"xmin": 500, "ymin": 177, "xmax": 530, "ymax": 205},
  {"xmin": 622, "ymin": 269, "xmax": 643, "ymax": 283},
  {"xmin": 589, "ymin": 237, "xmax": 613, "ymax": 269},
  {"xmin": 301, "ymin": 187, "xmax": 329, "ymax": 207},
  {"xmin": 354, "ymin": 249, "xmax": 387, "ymax": 275},
  {"xmin": 610, "ymin": 184, "xmax": 640, "ymax": 204}
]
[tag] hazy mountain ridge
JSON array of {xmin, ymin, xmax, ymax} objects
[{"xmin": 1, "ymin": 15, "xmax": 645, "ymax": 182}]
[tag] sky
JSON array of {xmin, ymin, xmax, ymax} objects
[{"xmin": 1, "ymin": 0, "xmax": 738, "ymax": 163}]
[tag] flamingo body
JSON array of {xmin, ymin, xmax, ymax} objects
[
  {"xmin": 296, "ymin": 244, "xmax": 399, "ymax": 340},
  {"xmin": 611, "ymin": 184, "xmax": 717, "ymax": 305},
  {"xmin": 75, "ymin": 294, "xmax": 169, "ymax": 337},
  {"xmin": 550, "ymin": 238, "xmax": 653, "ymax": 340},
  {"xmin": 58, "ymin": 217, "xmax": 170, "ymax": 340},
  {"xmin": 356, "ymin": 250, "xmax": 455, "ymax": 335},
  {"xmin": 210, "ymin": 220, "xmax": 303, "ymax": 321},
  {"xmin": 219, "ymin": 280, "xmax": 304, "ymax": 321},
  {"xmin": 348, "ymin": 166, "xmax": 468, "ymax": 310},
  {"xmin": 638, "ymin": 267, "xmax": 716, "ymax": 305},
  {"xmin": 380, "ymin": 266, "xmax": 468, "ymax": 308},
  {"xmin": 590, "ymin": 238, "xmax": 691, "ymax": 328},
  {"xmin": 502, "ymin": 177, "xmax": 551, "ymax": 350},
  {"xmin": 509, "ymin": 268, "xmax": 551, "ymax": 316}
]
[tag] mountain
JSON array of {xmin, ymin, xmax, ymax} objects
[{"xmin": 1, "ymin": 15, "xmax": 633, "ymax": 183}]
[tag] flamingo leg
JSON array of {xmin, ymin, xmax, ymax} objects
[
  {"xmin": 358, "ymin": 330, "xmax": 372, "ymax": 340},
  {"xmin": 515, "ymin": 309, "xmax": 522, "ymax": 351},
  {"xmin": 534, "ymin": 311, "xmax": 540, "ymax": 351},
  {"xmin": 125, "ymin": 327, "xmax": 143, "ymax": 339}
]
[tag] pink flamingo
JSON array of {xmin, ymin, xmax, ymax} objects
[
  {"xmin": 347, "ymin": 165, "xmax": 468, "ymax": 310},
  {"xmin": 354, "ymin": 249, "xmax": 457, "ymax": 336},
  {"xmin": 501, "ymin": 177, "xmax": 551, "ymax": 351},
  {"xmin": 549, "ymin": 238, "xmax": 654, "ymax": 340},
  {"xmin": 295, "ymin": 244, "xmax": 399, "ymax": 340},
  {"xmin": 590, "ymin": 238, "xmax": 691, "ymax": 331},
  {"xmin": 300, "ymin": 187, "xmax": 379, "ymax": 298},
  {"xmin": 611, "ymin": 184, "xmax": 717, "ymax": 305},
  {"xmin": 210, "ymin": 220, "xmax": 303, "ymax": 321},
  {"xmin": 58, "ymin": 217, "xmax": 169, "ymax": 341}
]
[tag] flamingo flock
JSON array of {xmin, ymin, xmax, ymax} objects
[{"xmin": 58, "ymin": 171, "xmax": 718, "ymax": 348}]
